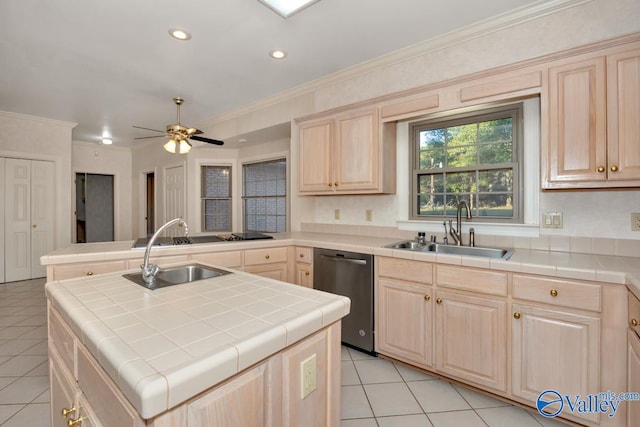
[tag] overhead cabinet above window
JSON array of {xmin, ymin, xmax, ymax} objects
[
  {"xmin": 298, "ymin": 108, "xmax": 396, "ymax": 195},
  {"xmin": 542, "ymin": 43, "xmax": 640, "ymax": 189}
]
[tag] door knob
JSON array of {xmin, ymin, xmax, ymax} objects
[
  {"xmin": 68, "ymin": 417, "xmax": 85, "ymax": 427},
  {"xmin": 61, "ymin": 406, "xmax": 76, "ymax": 417}
]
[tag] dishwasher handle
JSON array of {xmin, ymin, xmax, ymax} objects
[{"xmin": 319, "ymin": 254, "xmax": 368, "ymax": 265}]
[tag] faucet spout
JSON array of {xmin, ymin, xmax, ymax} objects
[
  {"xmin": 452, "ymin": 201, "xmax": 472, "ymax": 246},
  {"xmin": 141, "ymin": 217, "xmax": 189, "ymax": 285}
]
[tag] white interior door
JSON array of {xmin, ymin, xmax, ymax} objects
[
  {"xmin": 165, "ymin": 164, "xmax": 185, "ymax": 237},
  {"xmin": 5, "ymin": 158, "xmax": 31, "ymax": 282},
  {"xmin": 30, "ymin": 160, "xmax": 55, "ymax": 278}
]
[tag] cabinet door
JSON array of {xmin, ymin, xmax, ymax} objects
[
  {"xmin": 299, "ymin": 119, "xmax": 334, "ymax": 192},
  {"xmin": 188, "ymin": 361, "xmax": 276, "ymax": 427},
  {"xmin": 512, "ymin": 303, "xmax": 600, "ymax": 424},
  {"xmin": 628, "ymin": 330, "xmax": 640, "ymax": 426},
  {"xmin": 50, "ymin": 354, "xmax": 79, "ymax": 427},
  {"xmin": 607, "ymin": 48, "xmax": 640, "ymax": 181},
  {"xmin": 334, "ymin": 109, "xmax": 379, "ymax": 191},
  {"xmin": 435, "ymin": 291, "xmax": 506, "ymax": 392},
  {"xmin": 244, "ymin": 263, "xmax": 288, "ymax": 281},
  {"xmin": 295, "ymin": 263, "xmax": 313, "ymax": 288},
  {"xmin": 377, "ymin": 278, "xmax": 432, "ymax": 368},
  {"xmin": 547, "ymin": 57, "xmax": 607, "ymax": 183}
]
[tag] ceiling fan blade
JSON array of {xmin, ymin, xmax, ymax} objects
[
  {"xmin": 134, "ymin": 135, "xmax": 168, "ymax": 140},
  {"xmin": 133, "ymin": 125, "xmax": 165, "ymax": 133},
  {"xmin": 186, "ymin": 128, "xmax": 203, "ymax": 136},
  {"xmin": 190, "ymin": 135, "xmax": 224, "ymax": 145}
]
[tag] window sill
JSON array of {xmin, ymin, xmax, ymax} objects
[{"xmin": 396, "ymin": 220, "xmax": 540, "ymax": 237}]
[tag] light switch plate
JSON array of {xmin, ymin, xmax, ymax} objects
[
  {"xmin": 542, "ymin": 212, "xmax": 563, "ymax": 229},
  {"xmin": 632, "ymin": 213, "xmax": 640, "ymax": 231}
]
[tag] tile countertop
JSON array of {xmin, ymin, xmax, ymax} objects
[
  {"xmin": 41, "ymin": 231, "xmax": 640, "ymax": 297},
  {"xmin": 45, "ymin": 265, "xmax": 351, "ymax": 419}
]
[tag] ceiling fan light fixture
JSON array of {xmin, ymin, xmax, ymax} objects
[
  {"xmin": 164, "ymin": 139, "xmax": 178, "ymax": 153},
  {"xmin": 178, "ymin": 139, "xmax": 192, "ymax": 154},
  {"xmin": 169, "ymin": 29, "xmax": 192, "ymax": 41}
]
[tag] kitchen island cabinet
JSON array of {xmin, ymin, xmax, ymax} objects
[{"xmin": 46, "ymin": 264, "xmax": 349, "ymax": 426}]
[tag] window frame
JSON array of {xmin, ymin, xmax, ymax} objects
[
  {"xmin": 241, "ymin": 157, "xmax": 288, "ymax": 233},
  {"xmin": 409, "ymin": 103, "xmax": 524, "ymax": 223},
  {"xmin": 200, "ymin": 164, "xmax": 232, "ymax": 232}
]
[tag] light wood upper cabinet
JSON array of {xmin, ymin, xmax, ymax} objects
[
  {"xmin": 543, "ymin": 43, "xmax": 640, "ymax": 188},
  {"xmin": 298, "ymin": 108, "xmax": 396, "ymax": 195}
]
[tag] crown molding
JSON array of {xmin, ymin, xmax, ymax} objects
[
  {"xmin": 202, "ymin": 0, "xmax": 592, "ymax": 125},
  {"xmin": 0, "ymin": 110, "xmax": 78, "ymax": 128}
]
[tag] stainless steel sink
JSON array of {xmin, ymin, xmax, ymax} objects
[
  {"xmin": 385, "ymin": 241, "xmax": 513, "ymax": 260},
  {"xmin": 123, "ymin": 263, "xmax": 231, "ymax": 290}
]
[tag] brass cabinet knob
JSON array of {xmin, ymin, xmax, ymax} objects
[
  {"xmin": 597, "ymin": 166, "xmax": 605, "ymax": 173},
  {"xmin": 424, "ymin": 295, "xmax": 431, "ymax": 301},
  {"xmin": 61, "ymin": 406, "xmax": 76, "ymax": 418},
  {"xmin": 550, "ymin": 289, "xmax": 558, "ymax": 297},
  {"xmin": 436, "ymin": 298, "xmax": 442, "ymax": 304},
  {"xmin": 305, "ymin": 271, "xmax": 310, "ymax": 276},
  {"xmin": 299, "ymin": 253, "xmax": 305, "ymax": 258},
  {"xmin": 514, "ymin": 312, "xmax": 521, "ymax": 319},
  {"xmin": 265, "ymin": 254, "xmax": 270, "ymax": 260},
  {"xmin": 32, "ymin": 224, "xmax": 37, "ymax": 228},
  {"xmin": 334, "ymin": 182, "xmax": 339, "ymax": 187},
  {"xmin": 632, "ymin": 319, "xmax": 639, "ymax": 327},
  {"xmin": 328, "ymin": 183, "xmax": 333, "ymax": 187},
  {"xmin": 68, "ymin": 417, "xmax": 85, "ymax": 427},
  {"xmin": 611, "ymin": 165, "xmax": 619, "ymax": 172},
  {"xmin": 86, "ymin": 271, "xmax": 94, "ymax": 276}
]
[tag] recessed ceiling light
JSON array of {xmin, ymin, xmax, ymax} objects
[
  {"xmin": 258, "ymin": 0, "xmax": 321, "ymax": 18},
  {"xmin": 101, "ymin": 138, "xmax": 113, "ymax": 145},
  {"xmin": 270, "ymin": 49, "xmax": 287, "ymax": 59},
  {"xmin": 169, "ymin": 29, "xmax": 192, "ymax": 41}
]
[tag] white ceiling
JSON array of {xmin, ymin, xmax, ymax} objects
[{"xmin": 0, "ymin": 0, "xmax": 544, "ymax": 148}]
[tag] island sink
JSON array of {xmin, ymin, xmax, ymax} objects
[
  {"xmin": 385, "ymin": 241, "xmax": 513, "ymax": 260},
  {"xmin": 123, "ymin": 263, "xmax": 231, "ymax": 289}
]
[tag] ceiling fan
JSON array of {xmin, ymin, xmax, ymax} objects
[{"xmin": 133, "ymin": 97, "xmax": 224, "ymax": 154}]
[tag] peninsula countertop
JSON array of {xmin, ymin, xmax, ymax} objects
[
  {"xmin": 41, "ymin": 231, "xmax": 640, "ymax": 297},
  {"xmin": 45, "ymin": 264, "xmax": 350, "ymax": 419}
]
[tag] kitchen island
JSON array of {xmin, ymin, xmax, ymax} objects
[{"xmin": 46, "ymin": 262, "xmax": 350, "ymax": 426}]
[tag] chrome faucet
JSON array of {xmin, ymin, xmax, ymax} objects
[
  {"xmin": 141, "ymin": 217, "xmax": 189, "ymax": 285},
  {"xmin": 448, "ymin": 201, "xmax": 471, "ymax": 246}
]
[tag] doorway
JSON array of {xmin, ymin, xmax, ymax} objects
[
  {"xmin": 146, "ymin": 172, "xmax": 155, "ymax": 236},
  {"xmin": 75, "ymin": 173, "xmax": 114, "ymax": 243}
]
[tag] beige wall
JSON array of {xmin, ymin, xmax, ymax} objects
[
  {"xmin": 72, "ymin": 141, "xmax": 133, "ymax": 241},
  {"xmin": 0, "ymin": 111, "xmax": 75, "ymax": 249}
]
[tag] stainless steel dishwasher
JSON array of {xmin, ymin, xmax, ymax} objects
[{"xmin": 314, "ymin": 248, "xmax": 375, "ymax": 355}]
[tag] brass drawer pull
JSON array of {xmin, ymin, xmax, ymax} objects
[
  {"xmin": 424, "ymin": 295, "xmax": 431, "ymax": 301},
  {"xmin": 299, "ymin": 253, "xmax": 305, "ymax": 258},
  {"xmin": 514, "ymin": 312, "xmax": 521, "ymax": 320},
  {"xmin": 436, "ymin": 298, "xmax": 442, "ymax": 304},
  {"xmin": 632, "ymin": 319, "xmax": 639, "ymax": 327},
  {"xmin": 305, "ymin": 271, "xmax": 310, "ymax": 276},
  {"xmin": 334, "ymin": 182, "xmax": 339, "ymax": 187},
  {"xmin": 61, "ymin": 406, "xmax": 76, "ymax": 417},
  {"xmin": 86, "ymin": 271, "xmax": 94, "ymax": 276},
  {"xmin": 550, "ymin": 289, "xmax": 558, "ymax": 297},
  {"xmin": 328, "ymin": 183, "xmax": 333, "ymax": 187},
  {"xmin": 265, "ymin": 255, "xmax": 270, "ymax": 260},
  {"xmin": 68, "ymin": 417, "xmax": 85, "ymax": 427}
]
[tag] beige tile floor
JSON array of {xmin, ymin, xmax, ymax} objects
[{"xmin": 0, "ymin": 277, "xmax": 570, "ymax": 427}]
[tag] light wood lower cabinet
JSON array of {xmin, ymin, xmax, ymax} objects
[
  {"xmin": 628, "ymin": 329, "xmax": 640, "ymax": 426},
  {"xmin": 294, "ymin": 247, "xmax": 313, "ymax": 288},
  {"xmin": 435, "ymin": 290, "xmax": 506, "ymax": 392},
  {"xmin": 377, "ymin": 278, "xmax": 433, "ymax": 368},
  {"xmin": 243, "ymin": 247, "xmax": 289, "ymax": 281}
]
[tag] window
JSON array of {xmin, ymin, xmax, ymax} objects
[
  {"xmin": 243, "ymin": 158, "xmax": 287, "ymax": 232},
  {"xmin": 201, "ymin": 165, "xmax": 231, "ymax": 231},
  {"xmin": 410, "ymin": 104, "xmax": 523, "ymax": 222}
]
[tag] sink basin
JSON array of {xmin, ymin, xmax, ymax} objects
[
  {"xmin": 385, "ymin": 241, "xmax": 513, "ymax": 260},
  {"xmin": 123, "ymin": 263, "xmax": 231, "ymax": 290}
]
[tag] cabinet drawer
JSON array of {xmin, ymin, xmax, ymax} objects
[
  {"xmin": 513, "ymin": 275, "xmax": 601, "ymax": 312},
  {"xmin": 244, "ymin": 247, "xmax": 288, "ymax": 266},
  {"xmin": 436, "ymin": 265, "xmax": 507, "ymax": 296},
  {"xmin": 377, "ymin": 257, "xmax": 433, "ymax": 285},
  {"xmin": 191, "ymin": 251, "xmax": 242, "ymax": 268},
  {"xmin": 295, "ymin": 247, "xmax": 312, "ymax": 265},
  {"xmin": 629, "ymin": 291, "xmax": 640, "ymax": 335},
  {"xmin": 53, "ymin": 260, "xmax": 127, "ymax": 281},
  {"xmin": 77, "ymin": 345, "xmax": 143, "ymax": 427},
  {"xmin": 49, "ymin": 307, "xmax": 76, "ymax": 377}
]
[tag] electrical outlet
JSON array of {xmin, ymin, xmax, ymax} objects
[
  {"xmin": 300, "ymin": 354, "xmax": 317, "ymax": 399},
  {"xmin": 365, "ymin": 209, "xmax": 373, "ymax": 222},
  {"xmin": 632, "ymin": 213, "xmax": 640, "ymax": 231},
  {"xmin": 334, "ymin": 209, "xmax": 340, "ymax": 220}
]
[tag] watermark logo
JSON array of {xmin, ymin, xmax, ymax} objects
[{"xmin": 536, "ymin": 390, "xmax": 640, "ymax": 419}]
